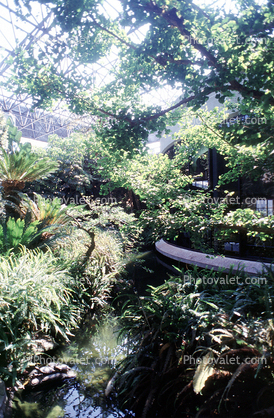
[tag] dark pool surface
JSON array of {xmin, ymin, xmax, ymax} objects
[{"xmin": 125, "ymin": 250, "xmax": 173, "ymax": 295}]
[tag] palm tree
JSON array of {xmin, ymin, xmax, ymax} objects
[{"xmin": 0, "ymin": 114, "xmax": 59, "ymax": 220}]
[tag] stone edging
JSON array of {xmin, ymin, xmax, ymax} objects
[{"xmin": 155, "ymin": 239, "xmax": 273, "ymax": 276}]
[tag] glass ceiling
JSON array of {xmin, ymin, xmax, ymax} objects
[{"xmin": 0, "ymin": 0, "xmax": 179, "ymax": 142}]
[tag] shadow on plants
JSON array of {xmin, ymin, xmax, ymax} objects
[{"xmin": 110, "ymin": 267, "xmax": 274, "ymax": 417}]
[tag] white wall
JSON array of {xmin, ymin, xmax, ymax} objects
[
  {"xmin": 20, "ymin": 137, "xmax": 48, "ymax": 149},
  {"xmin": 147, "ymin": 92, "xmax": 239, "ymax": 154}
]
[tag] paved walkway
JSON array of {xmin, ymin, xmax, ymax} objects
[{"xmin": 155, "ymin": 239, "xmax": 273, "ymax": 276}]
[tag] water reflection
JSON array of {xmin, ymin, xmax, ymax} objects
[{"xmin": 12, "ymin": 317, "xmax": 132, "ymax": 418}]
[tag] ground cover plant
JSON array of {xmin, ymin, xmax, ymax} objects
[
  {"xmin": 0, "ymin": 217, "xmax": 128, "ymax": 386},
  {"xmin": 114, "ymin": 266, "xmax": 274, "ymax": 417},
  {"xmin": 0, "ymin": 248, "xmax": 80, "ymax": 385}
]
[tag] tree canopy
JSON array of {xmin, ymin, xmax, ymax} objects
[{"xmin": 8, "ymin": 0, "xmax": 274, "ymax": 151}]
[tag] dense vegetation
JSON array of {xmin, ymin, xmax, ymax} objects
[
  {"xmin": 0, "ymin": 113, "xmax": 138, "ymax": 387},
  {"xmin": 115, "ymin": 266, "xmax": 274, "ymax": 417},
  {"xmin": 0, "ymin": 109, "xmax": 273, "ymax": 416},
  {"xmin": 32, "ymin": 106, "xmax": 274, "ymax": 255}
]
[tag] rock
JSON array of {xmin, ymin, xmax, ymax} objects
[
  {"xmin": 0, "ymin": 380, "xmax": 7, "ymax": 418},
  {"xmin": 26, "ymin": 363, "xmax": 76, "ymax": 390},
  {"xmin": 39, "ymin": 366, "xmax": 56, "ymax": 374},
  {"xmin": 31, "ymin": 336, "xmax": 58, "ymax": 355},
  {"xmin": 105, "ymin": 372, "xmax": 118, "ymax": 397},
  {"xmin": 30, "ymin": 378, "xmax": 40, "ymax": 386},
  {"xmin": 53, "ymin": 364, "xmax": 71, "ymax": 373}
]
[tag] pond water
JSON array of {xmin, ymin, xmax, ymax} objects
[
  {"xmin": 11, "ymin": 251, "xmax": 172, "ymax": 418},
  {"xmin": 124, "ymin": 250, "xmax": 173, "ymax": 295},
  {"xmin": 11, "ymin": 316, "xmax": 131, "ymax": 418}
]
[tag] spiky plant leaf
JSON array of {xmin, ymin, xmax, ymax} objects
[
  {"xmin": 193, "ymin": 352, "xmax": 215, "ymax": 394},
  {"xmin": 0, "ymin": 147, "xmax": 58, "ymax": 183},
  {"xmin": 0, "ymin": 217, "xmax": 39, "ymax": 254}
]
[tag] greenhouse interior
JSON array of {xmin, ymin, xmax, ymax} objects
[{"xmin": 0, "ymin": 0, "xmax": 274, "ymax": 417}]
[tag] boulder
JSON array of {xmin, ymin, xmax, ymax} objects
[
  {"xmin": 0, "ymin": 380, "xmax": 6, "ymax": 418},
  {"xmin": 25, "ymin": 363, "xmax": 76, "ymax": 390}
]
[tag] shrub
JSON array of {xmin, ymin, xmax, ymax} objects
[
  {"xmin": 0, "ymin": 194, "xmax": 85, "ymax": 252},
  {"xmin": 57, "ymin": 224, "xmax": 125, "ymax": 309}
]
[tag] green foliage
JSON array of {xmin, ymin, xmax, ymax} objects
[
  {"xmin": 84, "ymin": 201, "xmax": 143, "ymax": 250},
  {"xmin": 139, "ymin": 194, "xmax": 274, "ymax": 248},
  {"xmin": 0, "ymin": 195, "xmax": 82, "ymax": 252},
  {"xmin": 54, "ymin": 221, "xmax": 126, "ymax": 315},
  {"xmin": 5, "ymin": 118, "xmax": 23, "ymax": 151},
  {"xmin": 28, "ymin": 193, "xmax": 75, "ymax": 224},
  {"xmin": 174, "ymin": 106, "xmax": 274, "ymax": 183},
  {"xmin": 83, "ymin": 230, "xmax": 124, "ymax": 307},
  {"xmin": 80, "ymin": 106, "xmax": 274, "ymax": 250},
  {"xmin": 0, "ymin": 147, "xmax": 58, "ymax": 185},
  {"xmin": 114, "ymin": 267, "xmax": 274, "ymax": 417},
  {"xmin": 0, "ymin": 217, "xmax": 39, "ymax": 254},
  {"xmin": 0, "ymin": 247, "xmax": 80, "ymax": 384},
  {"xmin": 46, "ymin": 132, "xmax": 95, "ymax": 166},
  {"xmin": 21, "ymin": 193, "xmax": 79, "ymax": 235},
  {"xmin": 138, "ymin": 190, "xmax": 224, "ymax": 248},
  {"xmin": 87, "ymin": 142, "xmax": 193, "ymax": 206},
  {"xmin": 29, "ymin": 132, "xmax": 105, "ymax": 199},
  {"xmin": 0, "ymin": 215, "xmax": 128, "ymax": 384},
  {"xmin": 0, "ymin": 118, "xmax": 134, "ymax": 389},
  {"xmin": 8, "ymin": 0, "xmax": 274, "ymax": 151},
  {"xmin": 219, "ymin": 208, "xmax": 274, "ymax": 241},
  {"xmin": 0, "ymin": 113, "xmax": 23, "ymax": 152},
  {"xmin": 0, "ymin": 113, "xmax": 58, "ymax": 219},
  {"xmin": 0, "ymin": 247, "xmax": 79, "ymax": 336}
]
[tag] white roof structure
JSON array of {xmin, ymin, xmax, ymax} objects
[{"xmin": 0, "ymin": 0, "xmax": 70, "ymax": 141}]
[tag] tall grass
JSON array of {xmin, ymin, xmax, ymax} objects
[
  {"xmin": 56, "ymin": 225, "xmax": 125, "ymax": 310},
  {"xmin": 0, "ymin": 247, "xmax": 80, "ymax": 384}
]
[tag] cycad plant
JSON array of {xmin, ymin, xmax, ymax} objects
[
  {"xmin": 0, "ymin": 117, "xmax": 58, "ymax": 218},
  {"xmin": 0, "ymin": 147, "xmax": 58, "ymax": 197},
  {"xmin": 0, "ymin": 194, "xmax": 84, "ymax": 252},
  {"xmin": 18, "ymin": 193, "xmax": 77, "ymax": 246},
  {"xmin": 0, "ymin": 216, "xmax": 39, "ymax": 254}
]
